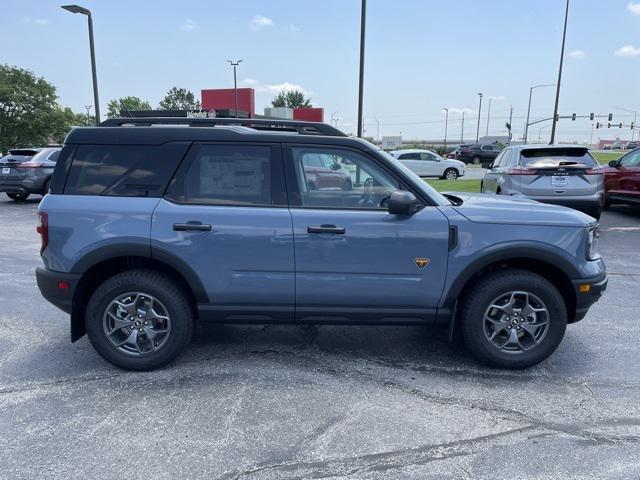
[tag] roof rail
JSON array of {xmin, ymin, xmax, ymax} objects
[{"xmin": 98, "ymin": 117, "xmax": 346, "ymax": 137}]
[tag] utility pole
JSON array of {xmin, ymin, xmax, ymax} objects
[
  {"xmin": 442, "ymin": 108, "xmax": 449, "ymax": 150},
  {"xmin": 549, "ymin": 0, "xmax": 570, "ymax": 145},
  {"xmin": 485, "ymin": 97, "xmax": 492, "ymax": 137},
  {"xmin": 84, "ymin": 105, "xmax": 92, "ymax": 125},
  {"xmin": 508, "ymin": 105, "xmax": 513, "ymax": 141},
  {"xmin": 373, "ymin": 116, "xmax": 380, "ymax": 142},
  {"xmin": 590, "ymin": 123, "xmax": 594, "ymax": 147},
  {"xmin": 461, "ymin": 111, "xmax": 465, "ymax": 143},
  {"xmin": 227, "ymin": 60, "xmax": 243, "ymax": 117},
  {"xmin": 356, "ymin": 0, "xmax": 367, "ymax": 138},
  {"xmin": 476, "ymin": 93, "xmax": 483, "ymax": 143}
]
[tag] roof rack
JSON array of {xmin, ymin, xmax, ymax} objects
[{"xmin": 98, "ymin": 117, "xmax": 346, "ymax": 137}]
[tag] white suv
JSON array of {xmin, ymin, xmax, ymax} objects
[{"xmin": 389, "ymin": 149, "xmax": 465, "ymax": 179}]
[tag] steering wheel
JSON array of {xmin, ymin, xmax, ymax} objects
[{"xmin": 359, "ymin": 177, "xmax": 375, "ymax": 206}]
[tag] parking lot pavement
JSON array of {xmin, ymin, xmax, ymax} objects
[{"xmin": 1, "ymin": 195, "xmax": 639, "ymax": 480}]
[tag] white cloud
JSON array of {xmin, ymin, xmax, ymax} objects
[
  {"xmin": 289, "ymin": 24, "xmax": 301, "ymax": 32},
  {"xmin": 249, "ymin": 15, "xmax": 274, "ymax": 30},
  {"xmin": 447, "ymin": 107, "xmax": 474, "ymax": 115},
  {"xmin": 627, "ymin": 1, "xmax": 640, "ymax": 15},
  {"xmin": 569, "ymin": 50, "xmax": 586, "ymax": 59},
  {"xmin": 242, "ymin": 78, "xmax": 310, "ymax": 95},
  {"xmin": 22, "ymin": 16, "xmax": 50, "ymax": 25},
  {"xmin": 181, "ymin": 19, "xmax": 198, "ymax": 32},
  {"xmin": 614, "ymin": 45, "xmax": 640, "ymax": 57}
]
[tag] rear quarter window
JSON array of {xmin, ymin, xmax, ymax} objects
[{"xmin": 63, "ymin": 143, "xmax": 189, "ymax": 197}]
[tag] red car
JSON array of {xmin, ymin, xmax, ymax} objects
[{"xmin": 603, "ymin": 148, "xmax": 640, "ymax": 208}]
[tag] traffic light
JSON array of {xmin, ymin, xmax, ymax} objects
[
  {"xmin": 555, "ymin": 114, "xmax": 560, "ymax": 121},
  {"xmin": 589, "ymin": 113, "xmax": 594, "ymax": 121},
  {"xmin": 632, "ymin": 122, "xmax": 635, "ymax": 130},
  {"xmin": 596, "ymin": 122, "xmax": 600, "ymax": 129},
  {"xmin": 608, "ymin": 113, "xmax": 613, "ymax": 121},
  {"xmin": 608, "ymin": 123, "xmax": 611, "ymax": 128},
  {"xmin": 619, "ymin": 123, "xmax": 623, "ymax": 128},
  {"xmin": 571, "ymin": 113, "xmax": 576, "ymax": 121}
]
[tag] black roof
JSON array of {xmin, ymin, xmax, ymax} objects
[{"xmin": 65, "ymin": 117, "xmax": 363, "ymax": 147}]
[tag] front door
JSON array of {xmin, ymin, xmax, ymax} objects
[
  {"xmin": 284, "ymin": 145, "xmax": 450, "ymax": 323},
  {"xmin": 151, "ymin": 143, "xmax": 295, "ymax": 321},
  {"xmin": 607, "ymin": 149, "xmax": 640, "ymax": 203}
]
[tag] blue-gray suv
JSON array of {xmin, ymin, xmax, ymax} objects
[{"xmin": 35, "ymin": 118, "xmax": 607, "ymax": 371}]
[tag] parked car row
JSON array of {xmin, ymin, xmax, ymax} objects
[
  {"xmin": 479, "ymin": 145, "xmax": 640, "ymax": 219},
  {"xmin": 388, "ymin": 149, "xmax": 465, "ymax": 179},
  {"xmin": 0, "ymin": 147, "xmax": 61, "ymax": 201},
  {"xmin": 446, "ymin": 143, "xmax": 502, "ymax": 167}
]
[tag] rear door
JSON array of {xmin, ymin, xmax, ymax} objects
[
  {"xmin": 284, "ymin": 144, "xmax": 450, "ymax": 323},
  {"xmin": 515, "ymin": 147, "xmax": 601, "ymax": 197},
  {"xmin": 152, "ymin": 143, "xmax": 295, "ymax": 321},
  {"xmin": 482, "ymin": 150, "xmax": 504, "ymax": 193},
  {"xmin": 418, "ymin": 152, "xmax": 442, "ymax": 176},
  {"xmin": 608, "ymin": 149, "xmax": 640, "ymax": 202}
]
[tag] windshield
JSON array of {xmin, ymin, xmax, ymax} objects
[{"xmin": 519, "ymin": 148, "xmax": 597, "ymax": 168}]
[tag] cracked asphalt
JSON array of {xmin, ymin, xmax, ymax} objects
[{"xmin": 0, "ymin": 195, "xmax": 639, "ymax": 479}]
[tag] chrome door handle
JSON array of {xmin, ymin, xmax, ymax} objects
[
  {"xmin": 307, "ymin": 225, "xmax": 346, "ymax": 234},
  {"xmin": 173, "ymin": 222, "xmax": 212, "ymax": 232}
]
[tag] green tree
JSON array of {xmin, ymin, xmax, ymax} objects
[
  {"xmin": 271, "ymin": 89, "xmax": 312, "ymax": 108},
  {"xmin": 0, "ymin": 64, "xmax": 58, "ymax": 153},
  {"xmin": 158, "ymin": 87, "xmax": 200, "ymax": 110},
  {"xmin": 107, "ymin": 96, "xmax": 152, "ymax": 118},
  {"xmin": 48, "ymin": 107, "xmax": 93, "ymax": 144}
]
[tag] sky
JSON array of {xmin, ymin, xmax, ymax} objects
[{"xmin": 2, "ymin": 0, "xmax": 640, "ymax": 143}]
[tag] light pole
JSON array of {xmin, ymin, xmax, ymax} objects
[
  {"xmin": 373, "ymin": 116, "xmax": 380, "ymax": 142},
  {"xmin": 461, "ymin": 111, "xmax": 465, "ymax": 143},
  {"xmin": 589, "ymin": 123, "xmax": 595, "ymax": 147},
  {"xmin": 62, "ymin": 5, "xmax": 100, "ymax": 124},
  {"xmin": 617, "ymin": 107, "xmax": 637, "ymax": 142},
  {"xmin": 485, "ymin": 97, "xmax": 492, "ymax": 137},
  {"xmin": 524, "ymin": 84, "xmax": 555, "ymax": 144},
  {"xmin": 442, "ymin": 108, "xmax": 449, "ymax": 150},
  {"xmin": 476, "ymin": 93, "xmax": 483, "ymax": 143},
  {"xmin": 357, "ymin": 0, "xmax": 367, "ymax": 138},
  {"xmin": 227, "ymin": 60, "xmax": 243, "ymax": 118},
  {"xmin": 84, "ymin": 105, "xmax": 92, "ymax": 125},
  {"xmin": 550, "ymin": 0, "xmax": 570, "ymax": 145}
]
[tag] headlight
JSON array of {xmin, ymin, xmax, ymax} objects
[{"xmin": 586, "ymin": 225, "xmax": 600, "ymax": 260}]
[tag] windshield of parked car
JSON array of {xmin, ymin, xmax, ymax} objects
[{"xmin": 519, "ymin": 148, "xmax": 597, "ymax": 168}]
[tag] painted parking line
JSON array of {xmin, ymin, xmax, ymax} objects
[{"xmin": 603, "ymin": 227, "xmax": 640, "ymax": 232}]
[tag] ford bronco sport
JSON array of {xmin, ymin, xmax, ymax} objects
[{"xmin": 36, "ymin": 118, "xmax": 607, "ymax": 371}]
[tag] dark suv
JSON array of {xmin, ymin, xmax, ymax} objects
[
  {"xmin": 456, "ymin": 144, "xmax": 501, "ymax": 167},
  {"xmin": 36, "ymin": 118, "xmax": 606, "ymax": 371},
  {"xmin": 0, "ymin": 147, "xmax": 60, "ymax": 201}
]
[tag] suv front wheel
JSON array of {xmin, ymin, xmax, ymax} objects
[
  {"xmin": 459, "ymin": 269, "xmax": 567, "ymax": 369},
  {"xmin": 85, "ymin": 269, "xmax": 193, "ymax": 371}
]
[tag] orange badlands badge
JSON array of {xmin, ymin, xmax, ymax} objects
[{"xmin": 415, "ymin": 258, "xmax": 430, "ymax": 269}]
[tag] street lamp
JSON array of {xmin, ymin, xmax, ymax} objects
[
  {"xmin": 61, "ymin": 5, "xmax": 100, "ymax": 124},
  {"xmin": 357, "ymin": 0, "xmax": 367, "ymax": 138},
  {"xmin": 549, "ymin": 0, "xmax": 570, "ymax": 145},
  {"xmin": 617, "ymin": 107, "xmax": 637, "ymax": 142},
  {"xmin": 485, "ymin": 97, "xmax": 492, "ymax": 137},
  {"xmin": 524, "ymin": 83, "xmax": 556, "ymax": 144},
  {"xmin": 461, "ymin": 111, "xmax": 465, "ymax": 143},
  {"xmin": 227, "ymin": 60, "xmax": 243, "ymax": 118},
  {"xmin": 476, "ymin": 93, "xmax": 483, "ymax": 143},
  {"xmin": 442, "ymin": 108, "xmax": 449, "ymax": 150}
]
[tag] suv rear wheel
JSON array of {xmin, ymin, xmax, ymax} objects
[
  {"xmin": 7, "ymin": 193, "xmax": 30, "ymax": 201},
  {"xmin": 458, "ymin": 269, "xmax": 567, "ymax": 369},
  {"xmin": 472, "ymin": 156, "xmax": 481, "ymax": 165},
  {"xmin": 85, "ymin": 269, "xmax": 193, "ymax": 371},
  {"xmin": 443, "ymin": 168, "xmax": 458, "ymax": 180}
]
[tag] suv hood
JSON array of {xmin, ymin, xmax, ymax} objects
[{"xmin": 443, "ymin": 192, "xmax": 593, "ymax": 227}]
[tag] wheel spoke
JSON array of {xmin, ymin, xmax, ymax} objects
[
  {"xmin": 107, "ymin": 312, "xmax": 134, "ymax": 335},
  {"xmin": 497, "ymin": 328, "xmax": 521, "ymax": 350},
  {"xmin": 489, "ymin": 322, "xmax": 509, "ymax": 340},
  {"xmin": 115, "ymin": 329, "xmax": 140, "ymax": 352}
]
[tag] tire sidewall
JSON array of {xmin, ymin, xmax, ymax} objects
[
  {"xmin": 460, "ymin": 271, "xmax": 567, "ymax": 368},
  {"xmin": 85, "ymin": 270, "xmax": 193, "ymax": 370}
]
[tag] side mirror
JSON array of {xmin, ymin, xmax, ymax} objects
[
  {"xmin": 330, "ymin": 162, "xmax": 340, "ymax": 171},
  {"xmin": 608, "ymin": 160, "xmax": 618, "ymax": 168},
  {"xmin": 387, "ymin": 191, "xmax": 420, "ymax": 215}
]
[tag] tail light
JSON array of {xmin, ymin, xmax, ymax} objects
[
  {"xmin": 36, "ymin": 211, "xmax": 48, "ymax": 255},
  {"xmin": 19, "ymin": 161, "xmax": 44, "ymax": 168},
  {"xmin": 506, "ymin": 167, "xmax": 535, "ymax": 175}
]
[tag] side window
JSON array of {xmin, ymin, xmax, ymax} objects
[
  {"xmin": 419, "ymin": 153, "xmax": 436, "ymax": 161},
  {"xmin": 291, "ymin": 147, "xmax": 400, "ymax": 209},
  {"xmin": 620, "ymin": 150, "xmax": 640, "ymax": 167},
  {"xmin": 168, "ymin": 144, "xmax": 274, "ymax": 206},
  {"xmin": 48, "ymin": 151, "xmax": 60, "ymax": 163},
  {"xmin": 398, "ymin": 153, "xmax": 420, "ymax": 160},
  {"xmin": 499, "ymin": 150, "xmax": 511, "ymax": 167},
  {"xmin": 64, "ymin": 144, "xmax": 188, "ymax": 197},
  {"xmin": 492, "ymin": 151, "xmax": 504, "ymax": 167}
]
